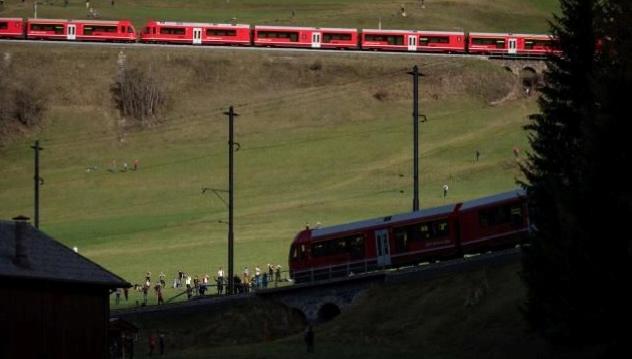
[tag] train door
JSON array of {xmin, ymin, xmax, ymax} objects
[
  {"xmin": 193, "ymin": 27, "xmax": 202, "ymax": 45},
  {"xmin": 374, "ymin": 229, "xmax": 391, "ymax": 267},
  {"xmin": 407, "ymin": 34, "xmax": 417, "ymax": 51},
  {"xmin": 508, "ymin": 38, "xmax": 517, "ymax": 54},
  {"xmin": 67, "ymin": 24, "xmax": 76, "ymax": 40},
  {"xmin": 311, "ymin": 32, "xmax": 321, "ymax": 48}
]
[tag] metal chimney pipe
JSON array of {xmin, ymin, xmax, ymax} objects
[{"xmin": 12, "ymin": 215, "xmax": 31, "ymax": 268}]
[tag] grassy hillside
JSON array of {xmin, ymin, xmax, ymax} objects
[
  {"xmin": 0, "ymin": 42, "xmax": 536, "ymax": 306},
  {"xmin": 124, "ymin": 260, "xmax": 602, "ymax": 359},
  {"xmin": 1, "ymin": 0, "xmax": 559, "ymax": 33}
]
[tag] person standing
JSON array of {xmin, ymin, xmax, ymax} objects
[
  {"xmin": 475, "ymin": 150, "xmax": 480, "ymax": 162},
  {"xmin": 443, "ymin": 184, "xmax": 449, "ymax": 199},
  {"xmin": 159, "ymin": 333, "xmax": 165, "ymax": 355},
  {"xmin": 217, "ymin": 266, "xmax": 225, "ymax": 295},
  {"xmin": 159, "ymin": 272, "xmax": 166, "ymax": 287},
  {"xmin": 304, "ymin": 325, "xmax": 314, "ymax": 353},
  {"xmin": 148, "ymin": 333, "xmax": 156, "ymax": 356},
  {"xmin": 123, "ymin": 286, "xmax": 129, "ymax": 301},
  {"xmin": 155, "ymin": 283, "xmax": 164, "ymax": 305},
  {"xmin": 275, "ymin": 265, "xmax": 281, "ymax": 285},
  {"xmin": 115, "ymin": 287, "xmax": 121, "ymax": 305}
]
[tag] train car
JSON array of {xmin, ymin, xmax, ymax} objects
[
  {"xmin": 253, "ymin": 25, "xmax": 358, "ymax": 49},
  {"xmin": 0, "ymin": 18, "xmax": 25, "ymax": 39},
  {"xmin": 457, "ymin": 190, "xmax": 528, "ymax": 253},
  {"xmin": 140, "ymin": 21, "xmax": 251, "ymax": 45},
  {"xmin": 467, "ymin": 32, "xmax": 515, "ymax": 55},
  {"xmin": 515, "ymin": 33, "xmax": 560, "ymax": 56},
  {"xmin": 361, "ymin": 29, "xmax": 419, "ymax": 51},
  {"xmin": 468, "ymin": 32, "xmax": 559, "ymax": 56},
  {"xmin": 26, "ymin": 18, "xmax": 136, "ymax": 42},
  {"xmin": 289, "ymin": 189, "xmax": 527, "ymax": 283},
  {"xmin": 417, "ymin": 30, "xmax": 466, "ymax": 53}
]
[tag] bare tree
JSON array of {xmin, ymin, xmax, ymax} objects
[{"xmin": 112, "ymin": 67, "xmax": 168, "ymax": 127}]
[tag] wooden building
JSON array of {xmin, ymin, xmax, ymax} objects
[{"xmin": 0, "ymin": 216, "xmax": 130, "ymax": 358}]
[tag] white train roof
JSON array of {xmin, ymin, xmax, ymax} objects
[
  {"xmin": 255, "ymin": 25, "xmax": 356, "ymax": 32},
  {"xmin": 27, "ymin": 18, "xmax": 130, "ymax": 25},
  {"xmin": 469, "ymin": 32, "xmax": 553, "ymax": 38},
  {"xmin": 459, "ymin": 189, "xmax": 525, "ymax": 211},
  {"xmin": 311, "ymin": 189, "xmax": 524, "ymax": 239},
  {"xmin": 363, "ymin": 29, "xmax": 464, "ymax": 35},
  {"xmin": 154, "ymin": 21, "xmax": 249, "ymax": 28}
]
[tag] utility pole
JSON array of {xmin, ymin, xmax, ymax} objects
[
  {"xmin": 407, "ymin": 65, "xmax": 425, "ymax": 212},
  {"xmin": 31, "ymin": 140, "xmax": 44, "ymax": 228},
  {"xmin": 223, "ymin": 106, "xmax": 239, "ymax": 295}
]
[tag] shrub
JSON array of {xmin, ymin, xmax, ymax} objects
[{"xmin": 112, "ymin": 67, "xmax": 168, "ymax": 127}]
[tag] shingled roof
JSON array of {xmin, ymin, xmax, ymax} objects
[{"xmin": 0, "ymin": 219, "xmax": 130, "ymax": 288}]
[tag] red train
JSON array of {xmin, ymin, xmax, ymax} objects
[
  {"xmin": 289, "ymin": 190, "xmax": 528, "ymax": 283},
  {"xmin": 25, "ymin": 18, "xmax": 136, "ymax": 42},
  {"xmin": 0, "ymin": 17, "xmax": 559, "ymax": 57}
]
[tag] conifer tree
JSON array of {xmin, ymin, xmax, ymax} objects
[{"xmin": 522, "ymin": 0, "xmax": 632, "ymax": 350}]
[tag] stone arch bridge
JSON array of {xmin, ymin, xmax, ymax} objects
[{"xmin": 257, "ymin": 248, "xmax": 522, "ymax": 323}]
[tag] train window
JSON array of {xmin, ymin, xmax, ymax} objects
[
  {"xmin": 479, "ymin": 204, "xmax": 523, "ymax": 227},
  {"xmin": 387, "ymin": 35, "xmax": 404, "ymax": 45},
  {"xmin": 496, "ymin": 40, "xmax": 506, "ymax": 48},
  {"xmin": 83, "ymin": 25, "xmax": 117, "ymax": 35},
  {"xmin": 472, "ymin": 38, "xmax": 504, "ymax": 46},
  {"xmin": 258, "ymin": 31, "xmax": 299, "ymax": 42},
  {"xmin": 160, "ymin": 27, "xmax": 185, "ymax": 35},
  {"xmin": 322, "ymin": 33, "xmax": 352, "ymax": 42},
  {"xmin": 291, "ymin": 245, "xmax": 298, "ymax": 260},
  {"xmin": 311, "ymin": 235, "xmax": 365, "ymax": 258},
  {"xmin": 420, "ymin": 36, "xmax": 449, "ymax": 45},
  {"xmin": 365, "ymin": 34, "xmax": 403, "ymax": 45},
  {"xmin": 525, "ymin": 40, "xmax": 551, "ymax": 49},
  {"xmin": 420, "ymin": 220, "xmax": 449, "ymax": 240},
  {"xmin": 128, "ymin": 27, "xmax": 134, "ymax": 33},
  {"xmin": 0, "ymin": 22, "xmax": 7, "ymax": 30},
  {"xmin": 207, "ymin": 29, "xmax": 237, "ymax": 37},
  {"xmin": 395, "ymin": 227, "xmax": 409, "ymax": 251},
  {"xmin": 31, "ymin": 24, "xmax": 65, "ymax": 34}
]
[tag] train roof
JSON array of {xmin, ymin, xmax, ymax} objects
[
  {"xmin": 152, "ymin": 21, "xmax": 250, "ymax": 28},
  {"xmin": 309, "ymin": 189, "xmax": 525, "ymax": 239},
  {"xmin": 459, "ymin": 189, "xmax": 525, "ymax": 211},
  {"xmin": 27, "ymin": 18, "xmax": 130, "ymax": 25},
  {"xmin": 312, "ymin": 203, "xmax": 457, "ymax": 239},
  {"xmin": 254, "ymin": 25, "xmax": 356, "ymax": 32},
  {"xmin": 362, "ymin": 29, "xmax": 464, "ymax": 35},
  {"xmin": 469, "ymin": 32, "xmax": 553, "ymax": 38},
  {"xmin": 0, "ymin": 18, "xmax": 24, "ymax": 21}
]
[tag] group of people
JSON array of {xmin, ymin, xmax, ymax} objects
[{"xmin": 112, "ymin": 264, "xmax": 286, "ymax": 307}]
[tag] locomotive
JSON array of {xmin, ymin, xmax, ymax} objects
[
  {"xmin": 1, "ymin": 17, "xmax": 559, "ymax": 57},
  {"xmin": 289, "ymin": 189, "xmax": 528, "ymax": 283}
]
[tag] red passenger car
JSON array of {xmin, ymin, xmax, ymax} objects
[
  {"xmin": 0, "ymin": 18, "xmax": 25, "ymax": 39},
  {"xmin": 26, "ymin": 18, "xmax": 136, "ymax": 42},
  {"xmin": 417, "ymin": 31, "xmax": 466, "ymax": 53},
  {"xmin": 289, "ymin": 190, "xmax": 527, "ymax": 283},
  {"xmin": 361, "ymin": 29, "xmax": 419, "ymax": 52},
  {"xmin": 253, "ymin": 25, "xmax": 358, "ymax": 49},
  {"xmin": 140, "ymin": 21, "xmax": 251, "ymax": 45},
  {"xmin": 467, "ymin": 32, "xmax": 558, "ymax": 56}
]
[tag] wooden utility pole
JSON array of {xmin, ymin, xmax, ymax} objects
[
  {"xmin": 223, "ymin": 106, "xmax": 239, "ymax": 294},
  {"xmin": 31, "ymin": 140, "xmax": 44, "ymax": 228}
]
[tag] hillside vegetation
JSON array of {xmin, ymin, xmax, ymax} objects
[
  {"xmin": 0, "ymin": 42, "xmax": 535, "ymax": 305},
  {"xmin": 0, "ymin": 0, "xmax": 558, "ymax": 33},
  {"xmin": 125, "ymin": 260, "xmax": 599, "ymax": 359}
]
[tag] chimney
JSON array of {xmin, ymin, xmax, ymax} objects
[{"xmin": 12, "ymin": 215, "xmax": 32, "ymax": 268}]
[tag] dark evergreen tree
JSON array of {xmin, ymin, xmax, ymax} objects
[{"xmin": 522, "ymin": 0, "xmax": 632, "ymax": 351}]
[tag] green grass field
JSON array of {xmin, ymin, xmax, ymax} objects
[
  {"xmin": 1, "ymin": 0, "xmax": 558, "ymax": 33},
  {"xmin": 0, "ymin": 0, "xmax": 552, "ymax": 310}
]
